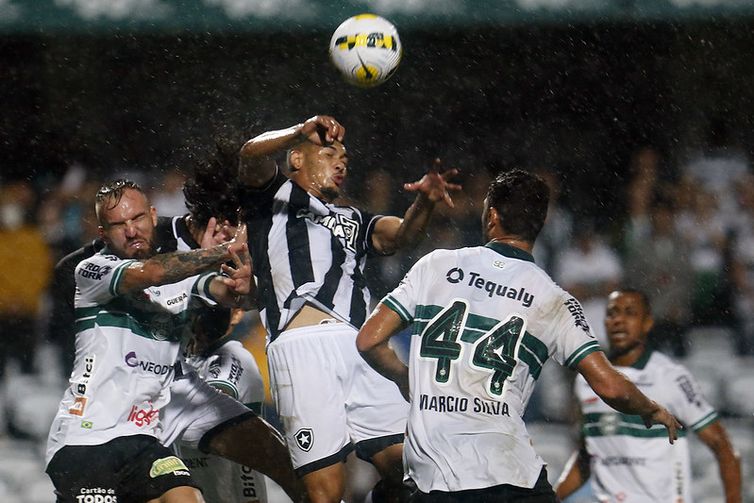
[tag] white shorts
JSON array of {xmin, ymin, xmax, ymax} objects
[
  {"xmin": 267, "ymin": 322, "xmax": 408, "ymax": 475},
  {"xmin": 159, "ymin": 369, "xmax": 252, "ymax": 449}
]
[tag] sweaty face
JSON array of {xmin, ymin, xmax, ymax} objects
[
  {"xmin": 604, "ymin": 291, "xmax": 653, "ymax": 359},
  {"xmin": 98, "ymin": 189, "xmax": 158, "ymax": 259},
  {"xmin": 294, "ymin": 140, "xmax": 349, "ymax": 202}
]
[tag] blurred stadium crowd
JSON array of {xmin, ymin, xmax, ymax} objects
[
  {"xmin": 2, "ymin": 18, "xmax": 754, "ymax": 503},
  {"xmin": 2, "ymin": 135, "xmax": 754, "ymax": 501}
]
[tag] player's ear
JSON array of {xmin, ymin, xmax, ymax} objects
[
  {"xmin": 642, "ymin": 314, "xmax": 655, "ymax": 336},
  {"xmin": 288, "ymin": 148, "xmax": 304, "ymax": 172},
  {"xmin": 487, "ymin": 207, "xmax": 500, "ymax": 232},
  {"xmin": 150, "ymin": 206, "xmax": 158, "ymax": 226}
]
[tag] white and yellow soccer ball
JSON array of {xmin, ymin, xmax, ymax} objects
[{"xmin": 329, "ymin": 14, "xmax": 402, "ymax": 88}]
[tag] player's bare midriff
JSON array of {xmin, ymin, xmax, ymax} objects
[{"xmin": 284, "ymin": 303, "xmax": 339, "ymax": 330}]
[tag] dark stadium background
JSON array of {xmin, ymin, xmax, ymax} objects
[{"xmin": 3, "ymin": 18, "xmax": 754, "ymax": 226}]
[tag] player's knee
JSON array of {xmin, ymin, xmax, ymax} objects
[{"xmin": 302, "ymin": 465, "xmax": 346, "ymax": 503}]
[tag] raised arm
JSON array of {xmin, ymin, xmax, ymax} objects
[
  {"xmin": 117, "ymin": 229, "xmax": 246, "ymax": 295},
  {"xmin": 239, "ymin": 115, "xmax": 345, "ymax": 188},
  {"xmin": 356, "ymin": 303, "xmax": 410, "ymax": 401},
  {"xmin": 697, "ymin": 421, "xmax": 742, "ymax": 503},
  {"xmin": 576, "ymin": 351, "xmax": 681, "ymax": 443},
  {"xmin": 371, "ymin": 168, "xmax": 461, "ymax": 255}
]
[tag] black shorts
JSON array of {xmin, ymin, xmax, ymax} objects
[
  {"xmin": 46, "ymin": 435, "xmax": 200, "ymax": 503},
  {"xmin": 411, "ymin": 467, "xmax": 556, "ymax": 503}
]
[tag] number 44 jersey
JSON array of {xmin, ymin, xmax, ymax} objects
[{"xmin": 381, "ymin": 242, "xmax": 601, "ymax": 493}]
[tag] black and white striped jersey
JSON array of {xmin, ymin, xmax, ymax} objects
[{"xmin": 240, "ymin": 169, "xmax": 384, "ymax": 342}]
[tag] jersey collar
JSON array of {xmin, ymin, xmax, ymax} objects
[
  {"xmin": 631, "ymin": 348, "xmax": 653, "ymax": 369},
  {"xmin": 484, "ymin": 241, "xmax": 536, "ymax": 263}
]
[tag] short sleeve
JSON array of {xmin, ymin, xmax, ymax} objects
[
  {"xmin": 363, "ymin": 212, "xmax": 385, "ymax": 255},
  {"xmin": 74, "ymin": 253, "xmax": 134, "ymax": 306},
  {"xmin": 190, "ymin": 272, "xmax": 220, "ymax": 306},
  {"xmin": 547, "ymin": 295, "xmax": 603, "ymax": 368},
  {"xmin": 668, "ymin": 365, "xmax": 719, "ymax": 432},
  {"xmin": 381, "ymin": 253, "xmax": 433, "ymax": 324},
  {"xmin": 237, "ymin": 166, "xmax": 287, "ymax": 217}
]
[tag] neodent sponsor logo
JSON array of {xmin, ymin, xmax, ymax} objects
[
  {"xmin": 124, "ymin": 351, "xmax": 138, "ymax": 367},
  {"xmin": 124, "ymin": 352, "xmax": 172, "ymax": 375}
]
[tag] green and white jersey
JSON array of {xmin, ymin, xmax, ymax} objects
[
  {"xmin": 45, "ymin": 251, "xmax": 217, "ymax": 466},
  {"xmin": 575, "ymin": 350, "xmax": 718, "ymax": 503},
  {"xmin": 382, "ymin": 242, "xmax": 602, "ymax": 493},
  {"xmin": 179, "ymin": 340, "xmax": 268, "ymax": 503}
]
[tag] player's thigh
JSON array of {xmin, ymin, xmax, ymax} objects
[
  {"xmin": 146, "ymin": 485, "xmax": 205, "ymax": 503},
  {"xmin": 46, "ymin": 445, "xmax": 119, "ymax": 503},
  {"xmin": 267, "ymin": 328, "xmax": 350, "ymax": 470},
  {"xmin": 46, "ymin": 436, "xmax": 202, "ymax": 503},
  {"xmin": 117, "ymin": 437, "xmax": 202, "ymax": 502}
]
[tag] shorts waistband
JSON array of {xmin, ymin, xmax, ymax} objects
[{"xmin": 272, "ymin": 320, "xmax": 353, "ymax": 343}]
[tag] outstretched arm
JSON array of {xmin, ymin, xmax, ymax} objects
[
  {"xmin": 697, "ymin": 421, "xmax": 742, "ymax": 503},
  {"xmin": 576, "ymin": 352, "xmax": 681, "ymax": 443},
  {"xmin": 356, "ymin": 303, "xmax": 410, "ymax": 401},
  {"xmin": 117, "ymin": 224, "xmax": 247, "ymax": 295},
  {"xmin": 239, "ymin": 115, "xmax": 345, "ymax": 188},
  {"xmin": 371, "ymin": 166, "xmax": 462, "ymax": 255}
]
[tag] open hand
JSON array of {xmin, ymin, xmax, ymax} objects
[
  {"xmin": 219, "ymin": 240, "xmax": 253, "ymax": 296},
  {"xmin": 404, "ymin": 161, "xmax": 462, "ymax": 208},
  {"xmin": 200, "ymin": 217, "xmax": 236, "ymax": 249},
  {"xmin": 643, "ymin": 402, "xmax": 683, "ymax": 444}
]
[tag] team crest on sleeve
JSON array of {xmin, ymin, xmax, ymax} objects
[
  {"xmin": 564, "ymin": 297, "xmax": 592, "ymax": 334},
  {"xmin": 294, "ymin": 427, "xmax": 314, "ymax": 452}
]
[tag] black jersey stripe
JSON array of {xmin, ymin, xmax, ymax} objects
[
  {"xmin": 315, "ymin": 230, "xmax": 346, "ymax": 309},
  {"xmin": 287, "ymin": 185, "xmax": 315, "ymax": 289},
  {"xmin": 254, "ymin": 205, "xmax": 281, "ymax": 337}
]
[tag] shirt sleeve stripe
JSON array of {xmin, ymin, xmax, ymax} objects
[
  {"xmin": 565, "ymin": 340, "xmax": 602, "ymax": 368},
  {"xmin": 690, "ymin": 411, "xmax": 719, "ymax": 432},
  {"xmin": 109, "ymin": 260, "xmax": 135, "ymax": 296},
  {"xmin": 206, "ymin": 380, "xmax": 240, "ymax": 400},
  {"xmin": 382, "ymin": 296, "xmax": 412, "ymax": 323},
  {"xmin": 194, "ymin": 273, "xmax": 219, "ymax": 303}
]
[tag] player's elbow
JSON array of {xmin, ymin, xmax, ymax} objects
[
  {"xmin": 355, "ymin": 331, "xmax": 375, "ymax": 355},
  {"xmin": 593, "ymin": 380, "xmax": 631, "ymax": 406}
]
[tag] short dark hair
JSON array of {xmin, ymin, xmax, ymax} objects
[
  {"xmin": 193, "ymin": 306, "xmax": 232, "ymax": 342},
  {"xmin": 95, "ymin": 179, "xmax": 145, "ymax": 224},
  {"xmin": 612, "ymin": 288, "xmax": 652, "ymax": 315},
  {"xmin": 486, "ymin": 169, "xmax": 549, "ymax": 242},
  {"xmin": 183, "ymin": 139, "xmax": 241, "ymax": 227}
]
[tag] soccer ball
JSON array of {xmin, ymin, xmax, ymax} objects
[{"xmin": 329, "ymin": 14, "xmax": 402, "ymax": 88}]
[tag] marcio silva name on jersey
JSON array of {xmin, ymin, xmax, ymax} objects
[
  {"xmin": 297, "ymin": 209, "xmax": 358, "ymax": 252},
  {"xmin": 445, "ymin": 267, "xmax": 534, "ymax": 308},
  {"xmin": 419, "ymin": 393, "xmax": 510, "ymax": 417}
]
